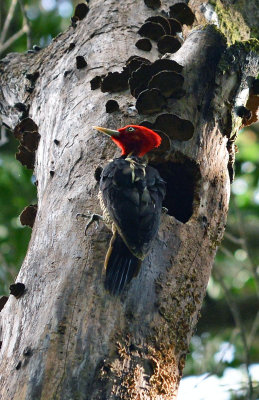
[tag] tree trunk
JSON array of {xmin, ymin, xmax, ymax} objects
[{"xmin": 0, "ymin": 0, "xmax": 257, "ymax": 399}]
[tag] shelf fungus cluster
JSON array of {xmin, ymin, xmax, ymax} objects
[
  {"xmin": 138, "ymin": 15, "xmax": 182, "ymax": 55},
  {"xmin": 132, "ymin": 59, "xmax": 185, "ymax": 115},
  {"xmin": 92, "ymin": 53, "xmax": 195, "ymax": 143},
  {"xmin": 141, "ymin": 113, "xmax": 194, "ymax": 142},
  {"xmin": 14, "ymin": 118, "xmax": 40, "ymax": 170}
]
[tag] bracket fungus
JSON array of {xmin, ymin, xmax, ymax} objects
[
  {"xmin": 14, "ymin": 118, "xmax": 40, "ymax": 153},
  {"xmin": 20, "ymin": 204, "xmax": 38, "ymax": 228},
  {"xmin": 101, "ymin": 70, "xmax": 129, "ymax": 92},
  {"xmin": 126, "ymin": 55, "xmax": 151, "ymax": 73},
  {"xmin": 150, "ymin": 59, "xmax": 183, "ymax": 74},
  {"xmin": 136, "ymin": 88, "xmax": 166, "ymax": 115},
  {"xmin": 129, "ymin": 59, "xmax": 183, "ymax": 98},
  {"xmin": 135, "ymin": 38, "xmax": 152, "ymax": 52},
  {"xmin": 13, "ymin": 118, "xmax": 38, "ymax": 139},
  {"xmin": 153, "ymin": 113, "xmax": 194, "ymax": 141},
  {"xmin": 106, "ymin": 99, "xmax": 120, "ymax": 113},
  {"xmin": 138, "ymin": 21, "xmax": 165, "ymax": 41},
  {"xmin": 157, "ymin": 35, "xmax": 182, "ymax": 54},
  {"xmin": 146, "ymin": 16, "xmax": 171, "ymax": 35},
  {"xmin": 148, "ymin": 71, "xmax": 184, "ymax": 98},
  {"xmin": 16, "ymin": 145, "xmax": 35, "ymax": 169},
  {"xmin": 169, "ymin": 3, "xmax": 195, "ymax": 26},
  {"xmin": 168, "ymin": 18, "xmax": 182, "ymax": 35},
  {"xmin": 144, "ymin": 0, "xmax": 161, "ymax": 10}
]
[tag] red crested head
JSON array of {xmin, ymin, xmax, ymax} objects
[{"xmin": 93, "ymin": 125, "xmax": 162, "ymax": 157}]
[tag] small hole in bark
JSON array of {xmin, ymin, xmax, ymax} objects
[
  {"xmin": 10, "ymin": 283, "xmax": 26, "ymax": 298},
  {"xmin": 76, "ymin": 56, "xmax": 87, "ymax": 69},
  {"xmin": 148, "ymin": 70, "xmax": 184, "ymax": 98},
  {"xmin": 157, "ymin": 35, "xmax": 181, "ymax": 54},
  {"xmin": 25, "ymin": 86, "xmax": 34, "ymax": 93},
  {"xmin": 20, "ymin": 204, "xmax": 37, "ymax": 228},
  {"xmin": 33, "ymin": 45, "xmax": 41, "ymax": 52},
  {"xmin": 66, "ymin": 42, "xmax": 75, "ymax": 52},
  {"xmin": 144, "ymin": 0, "xmax": 161, "ymax": 9},
  {"xmin": 0, "ymin": 296, "xmax": 8, "ymax": 312},
  {"xmin": 0, "ymin": 341, "xmax": 2, "ymax": 349},
  {"xmin": 26, "ymin": 71, "xmax": 39, "ymax": 83},
  {"xmin": 105, "ymin": 99, "xmax": 119, "ymax": 113},
  {"xmin": 135, "ymin": 38, "xmax": 152, "ymax": 52},
  {"xmin": 73, "ymin": 3, "xmax": 89, "ymax": 20},
  {"xmin": 15, "ymin": 361, "xmax": 22, "ymax": 370},
  {"xmin": 90, "ymin": 76, "xmax": 102, "ymax": 90},
  {"xmin": 101, "ymin": 71, "xmax": 129, "ymax": 92},
  {"xmin": 152, "ymin": 157, "xmax": 200, "ymax": 222},
  {"xmin": 136, "ymin": 88, "xmax": 166, "ymax": 115},
  {"xmin": 168, "ymin": 18, "xmax": 182, "ymax": 34},
  {"xmin": 169, "ymin": 3, "xmax": 195, "ymax": 26},
  {"xmin": 14, "ymin": 102, "xmax": 27, "ymax": 113},
  {"xmin": 23, "ymin": 347, "xmax": 33, "ymax": 357},
  {"xmin": 146, "ymin": 16, "xmax": 171, "ymax": 34},
  {"xmin": 50, "ymin": 170, "xmax": 55, "ymax": 177},
  {"xmin": 154, "ymin": 113, "xmax": 194, "ymax": 141},
  {"xmin": 138, "ymin": 22, "xmax": 165, "ymax": 41},
  {"xmin": 54, "ymin": 139, "xmax": 60, "ymax": 145},
  {"xmin": 64, "ymin": 70, "xmax": 72, "ymax": 77}
]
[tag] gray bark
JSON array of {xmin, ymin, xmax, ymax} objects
[{"xmin": 0, "ymin": 0, "xmax": 258, "ymax": 399}]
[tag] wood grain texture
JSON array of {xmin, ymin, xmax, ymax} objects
[{"xmin": 0, "ymin": 0, "xmax": 257, "ymax": 398}]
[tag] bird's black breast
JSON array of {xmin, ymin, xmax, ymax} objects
[{"xmin": 99, "ymin": 156, "xmax": 166, "ymax": 259}]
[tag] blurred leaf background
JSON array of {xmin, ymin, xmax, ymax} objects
[{"xmin": 0, "ymin": 1, "xmax": 258, "ymax": 399}]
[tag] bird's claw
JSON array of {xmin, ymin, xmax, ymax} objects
[{"xmin": 76, "ymin": 212, "xmax": 103, "ymax": 235}]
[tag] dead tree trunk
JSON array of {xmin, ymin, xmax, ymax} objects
[{"xmin": 0, "ymin": 0, "xmax": 258, "ymax": 399}]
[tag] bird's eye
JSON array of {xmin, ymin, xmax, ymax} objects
[{"xmin": 127, "ymin": 127, "xmax": 135, "ymax": 132}]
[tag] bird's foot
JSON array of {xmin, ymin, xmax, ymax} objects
[{"xmin": 76, "ymin": 212, "xmax": 103, "ymax": 235}]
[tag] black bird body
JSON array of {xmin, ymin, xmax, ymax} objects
[{"xmin": 99, "ymin": 155, "xmax": 166, "ymax": 294}]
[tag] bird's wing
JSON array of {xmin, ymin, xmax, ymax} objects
[{"xmin": 100, "ymin": 157, "xmax": 166, "ymax": 259}]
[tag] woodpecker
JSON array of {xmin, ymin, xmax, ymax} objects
[{"xmin": 92, "ymin": 124, "xmax": 166, "ymax": 295}]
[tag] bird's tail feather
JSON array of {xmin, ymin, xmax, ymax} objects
[{"xmin": 104, "ymin": 232, "xmax": 141, "ymax": 295}]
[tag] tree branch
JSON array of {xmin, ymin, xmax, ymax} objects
[{"xmin": 0, "ymin": 0, "xmax": 18, "ymax": 44}]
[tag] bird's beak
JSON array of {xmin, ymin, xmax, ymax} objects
[{"xmin": 93, "ymin": 126, "xmax": 120, "ymax": 137}]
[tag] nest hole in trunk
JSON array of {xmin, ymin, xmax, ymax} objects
[{"xmin": 151, "ymin": 157, "xmax": 201, "ymax": 223}]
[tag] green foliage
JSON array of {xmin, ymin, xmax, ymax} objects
[{"xmin": 0, "ymin": 133, "xmax": 37, "ymax": 294}]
